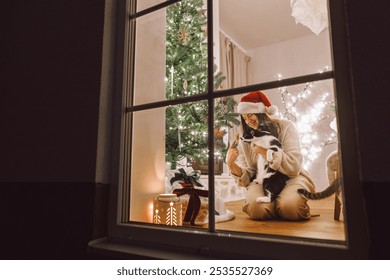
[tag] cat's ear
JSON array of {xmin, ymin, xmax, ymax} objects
[
  {"xmin": 259, "ymin": 125, "xmax": 267, "ymax": 131},
  {"xmin": 242, "ymin": 131, "xmax": 252, "ymax": 139}
]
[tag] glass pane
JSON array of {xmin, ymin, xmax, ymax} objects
[
  {"xmin": 136, "ymin": 0, "xmax": 166, "ymax": 13},
  {"xmin": 166, "ymin": 102, "xmax": 209, "ymax": 169},
  {"xmin": 133, "ymin": 0, "xmax": 208, "ymax": 106},
  {"xmin": 212, "ymin": 79, "xmax": 346, "ymax": 242},
  {"xmin": 130, "ymin": 103, "xmax": 209, "ymax": 230},
  {"xmin": 129, "ymin": 108, "xmax": 166, "ymax": 224},
  {"xmin": 216, "ymin": 0, "xmax": 332, "ymax": 90}
]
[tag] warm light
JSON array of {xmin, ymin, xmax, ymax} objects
[
  {"xmin": 147, "ymin": 202, "xmax": 154, "ymax": 223},
  {"xmin": 153, "ymin": 194, "xmax": 182, "ymax": 226},
  {"xmin": 279, "ymin": 76, "xmax": 335, "ymax": 170}
]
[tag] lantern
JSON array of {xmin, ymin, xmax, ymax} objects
[{"xmin": 153, "ymin": 194, "xmax": 182, "ymax": 226}]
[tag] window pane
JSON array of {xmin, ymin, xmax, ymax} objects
[
  {"xmin": 130, "ymin": 104, "xmax": 209, "ymax": 230},
  {"xmin": 213, "ymin": 79, "xmax": 346, "ymax": 242},
  {"xmin": 133, "ymin": 0, "xmax": 208, "ymax": 106},
  {"xmin": 166, "ymin": 102, "xmax": 209, "ymax": 169},
  {"xmin": 130, "ymin": 108, "xmax": 166, "ymax": 223},
  {"xmin": 136, "ymin": 0, "xmax": 166, "ymax": 13},
  {"xmin": 216, "ymin": 0, "xmax": 332, "ymax": 90}
]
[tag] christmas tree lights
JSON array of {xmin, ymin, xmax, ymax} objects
[{"xmin": 165, "ymin": 0, "xmax": 239, "ymax": 171}]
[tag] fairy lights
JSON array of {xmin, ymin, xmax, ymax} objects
[{"xmin": 279, "ymin": 78, "xmax": 337, "ymax": 170}]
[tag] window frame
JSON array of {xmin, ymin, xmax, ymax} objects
[{"xmin": 91, "ymin": 0, "xmax": 369, "ymax": 259}]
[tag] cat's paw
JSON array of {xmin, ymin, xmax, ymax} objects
[{"xmin": 256, "ymin": 196, "xmax": 271, "ymax": 203}]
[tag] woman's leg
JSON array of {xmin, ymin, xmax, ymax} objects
[
  {"xmin": 276, "ymin": 181, "xmax": 311, "ymax": 220},
  {"xmin": 242, "ymin": 182, "xmax": 278, "ymax": 220}
]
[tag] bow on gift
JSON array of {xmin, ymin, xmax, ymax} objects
[
  {"xmin": 170, "ymin": 169, "xmax": 208, "ymax": 225},
  {"xmin": 169, "ymin": 168, "xmax": 203, "ymax": 188}
]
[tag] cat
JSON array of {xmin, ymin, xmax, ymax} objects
[
  {"xmin": 297, "ymin": 177, "xmax": 341, "ymax": 200},
  {"xmin": 241, "ymin": 130, "xmax": 289, "ymax": 203}
]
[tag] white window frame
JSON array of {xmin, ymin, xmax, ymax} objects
[{"xmin": 89, "ymin": 0, "xmax": 369, "ymax": 259}]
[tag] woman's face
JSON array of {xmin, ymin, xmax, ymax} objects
[{"xmin": 242, "ymin": 113, "xmax": 260, "ymax": 130}]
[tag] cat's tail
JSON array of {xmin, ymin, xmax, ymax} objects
[{"xmin": 297, "ymin": 178, "xmax": 341, "ymax": 200}]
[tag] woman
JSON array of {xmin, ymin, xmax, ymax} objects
[{"xmin": 226, "ymin": 91, "xmax": 316, "ymax": 220}]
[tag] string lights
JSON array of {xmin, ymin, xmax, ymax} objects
[{"xmin": 278, "ymin": 70, "xmax": 337, "ymax": 170}]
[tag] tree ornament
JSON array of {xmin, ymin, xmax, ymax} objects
[
  {"xmin": 214, "ymin": 127, "xmax": 227, "ymax": 139},
  {"xmin": 201, "ymin": 25, "xmax": 207, "ymax": 38},
  {"xmin": 183, "ymin": 79, "xmax": 188, "ymax": 91},
  {"xmin": 198, "ymin": 8, "xmax": 207, "ymax": 16},
  {"xmin": 183, "ymin": 13, "xmax": 193, "ymax": 22},
  {"xmin": 178, "ymin": 27, "xmax": 189, "ymax": 45}
]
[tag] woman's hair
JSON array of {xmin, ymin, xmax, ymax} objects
[{"xmin": 241, "ymin": 113, "xmax": 280, "ymax": 139}]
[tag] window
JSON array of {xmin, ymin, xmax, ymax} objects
[{"xmin": 91, "ymin": 0, "xmax": 369, "ymax": 259}]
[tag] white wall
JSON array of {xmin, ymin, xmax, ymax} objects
[
  {"xmin": 247, "ymin": 30, "xmax": 332, "ymax": 84},
  {"xmin": 213, "ymin": 0, "xmax": 220, "ymax": 69}
]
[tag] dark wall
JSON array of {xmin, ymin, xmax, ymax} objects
[
  {"xmin": 1, "ymin": 0, "xmax": 105, "ymax": 259},
  {"xmin": 345, "ymin": 1, "xmax": 390, "ymax": 259},
  {"xmin": 0, "ymin": 0, "xmax": 389, "ymax": 259},
  {"xmin": 345, "ymin": 2, "xmax": 390, "ymax": 183},
  {"xmin": 2, "ymin": 0, "xmax": 104, "ymax": 182}
]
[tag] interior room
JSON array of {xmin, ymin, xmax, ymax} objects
[{"xmin": 129, "ymin": 0, "xmax": 345, "ymax": 242}]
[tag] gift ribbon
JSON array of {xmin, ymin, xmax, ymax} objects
[
  {"xmin": 169, "ymin": 168, "xmax": 203, "ymax": 188},
  {"xmin": 173, "ymin": 184, "xmax": 209, "ymax": 225}
]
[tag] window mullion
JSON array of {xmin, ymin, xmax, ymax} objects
[
  {"xmin": 120, "ymin": 0, "xmax": 137, "ymax": 223},
  {"xmin": 207, "ymin": 0, "xmax": 215, "ymax": 232}
]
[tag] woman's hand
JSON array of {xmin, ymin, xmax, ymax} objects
[
  {"xmin": 252, "ymin": 144, "xmax": 267, "ymax": 159},
  {"xmin": 226, "ymin": 135, "xmax": 243, "ymax": 177},
  {"xmin": 226, "ymin": 140, "xmax": 239, "ymax": 166}
]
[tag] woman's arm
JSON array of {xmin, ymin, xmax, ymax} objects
[
  {"xmin": 268, "ymin": 121, "xmax": 303, "ymax": 176},
  {"xmin": 227, "ymin": 139, "xmax": 256, "ymax": 187}
]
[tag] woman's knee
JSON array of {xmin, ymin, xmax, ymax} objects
[
  {"xmin": 242, "ymin": 200, "xmax": 277, "ymax": 220},
  {"xmin": 276, "ymin": 192, "xmax": 310, "ymax": 220}
]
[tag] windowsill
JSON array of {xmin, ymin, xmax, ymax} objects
[{"xmin": 88, "ymin": 237, "xmax": 216, "ymax": 260}]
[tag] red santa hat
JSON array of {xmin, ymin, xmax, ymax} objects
[{"xmin": 237, "ymin": 91, "xmax": 278, "ymax": 115}]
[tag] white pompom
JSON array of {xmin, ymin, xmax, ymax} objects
[{"xmin": 267, "ymin": 105, "xmax": 278, "ymax": 115}]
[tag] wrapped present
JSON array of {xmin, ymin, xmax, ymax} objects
[
  {"xmin": 170, "ymin": 168, "xmax": 208, "ymax": 225},
  {"xmin": 166, "ymin": 167, "xmax": 234, "ymax": 225}
]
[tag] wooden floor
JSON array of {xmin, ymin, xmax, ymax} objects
[{"xmin": 213, "ymin": 195, "xmax": 346, "ymax": 241}]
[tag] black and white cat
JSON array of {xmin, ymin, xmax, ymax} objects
[{"xmin": 241, "ymin": 130, "xmax": 289, "ymax": 203}]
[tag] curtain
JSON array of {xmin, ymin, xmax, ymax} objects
[
  {"xmin": 219, "ymin": 32, "xmax": 251, "ymax": 90},
  {"xmin": 219, "ymin": 32, "xmax": 251, "ymax": 145}
]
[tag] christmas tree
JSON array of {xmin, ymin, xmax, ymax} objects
[{"xmin": 165, "ymin": 0, "xmax": 239, "ymax": 170}]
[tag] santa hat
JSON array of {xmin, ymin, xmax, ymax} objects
[{"xmin": 237, "ymin": 91, "xmax": 278, "ymax": 115}]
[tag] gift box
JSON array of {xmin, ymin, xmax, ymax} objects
[{"xmin": 166, "ymin": 167, "xmax": 234, "ymax": 225}]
